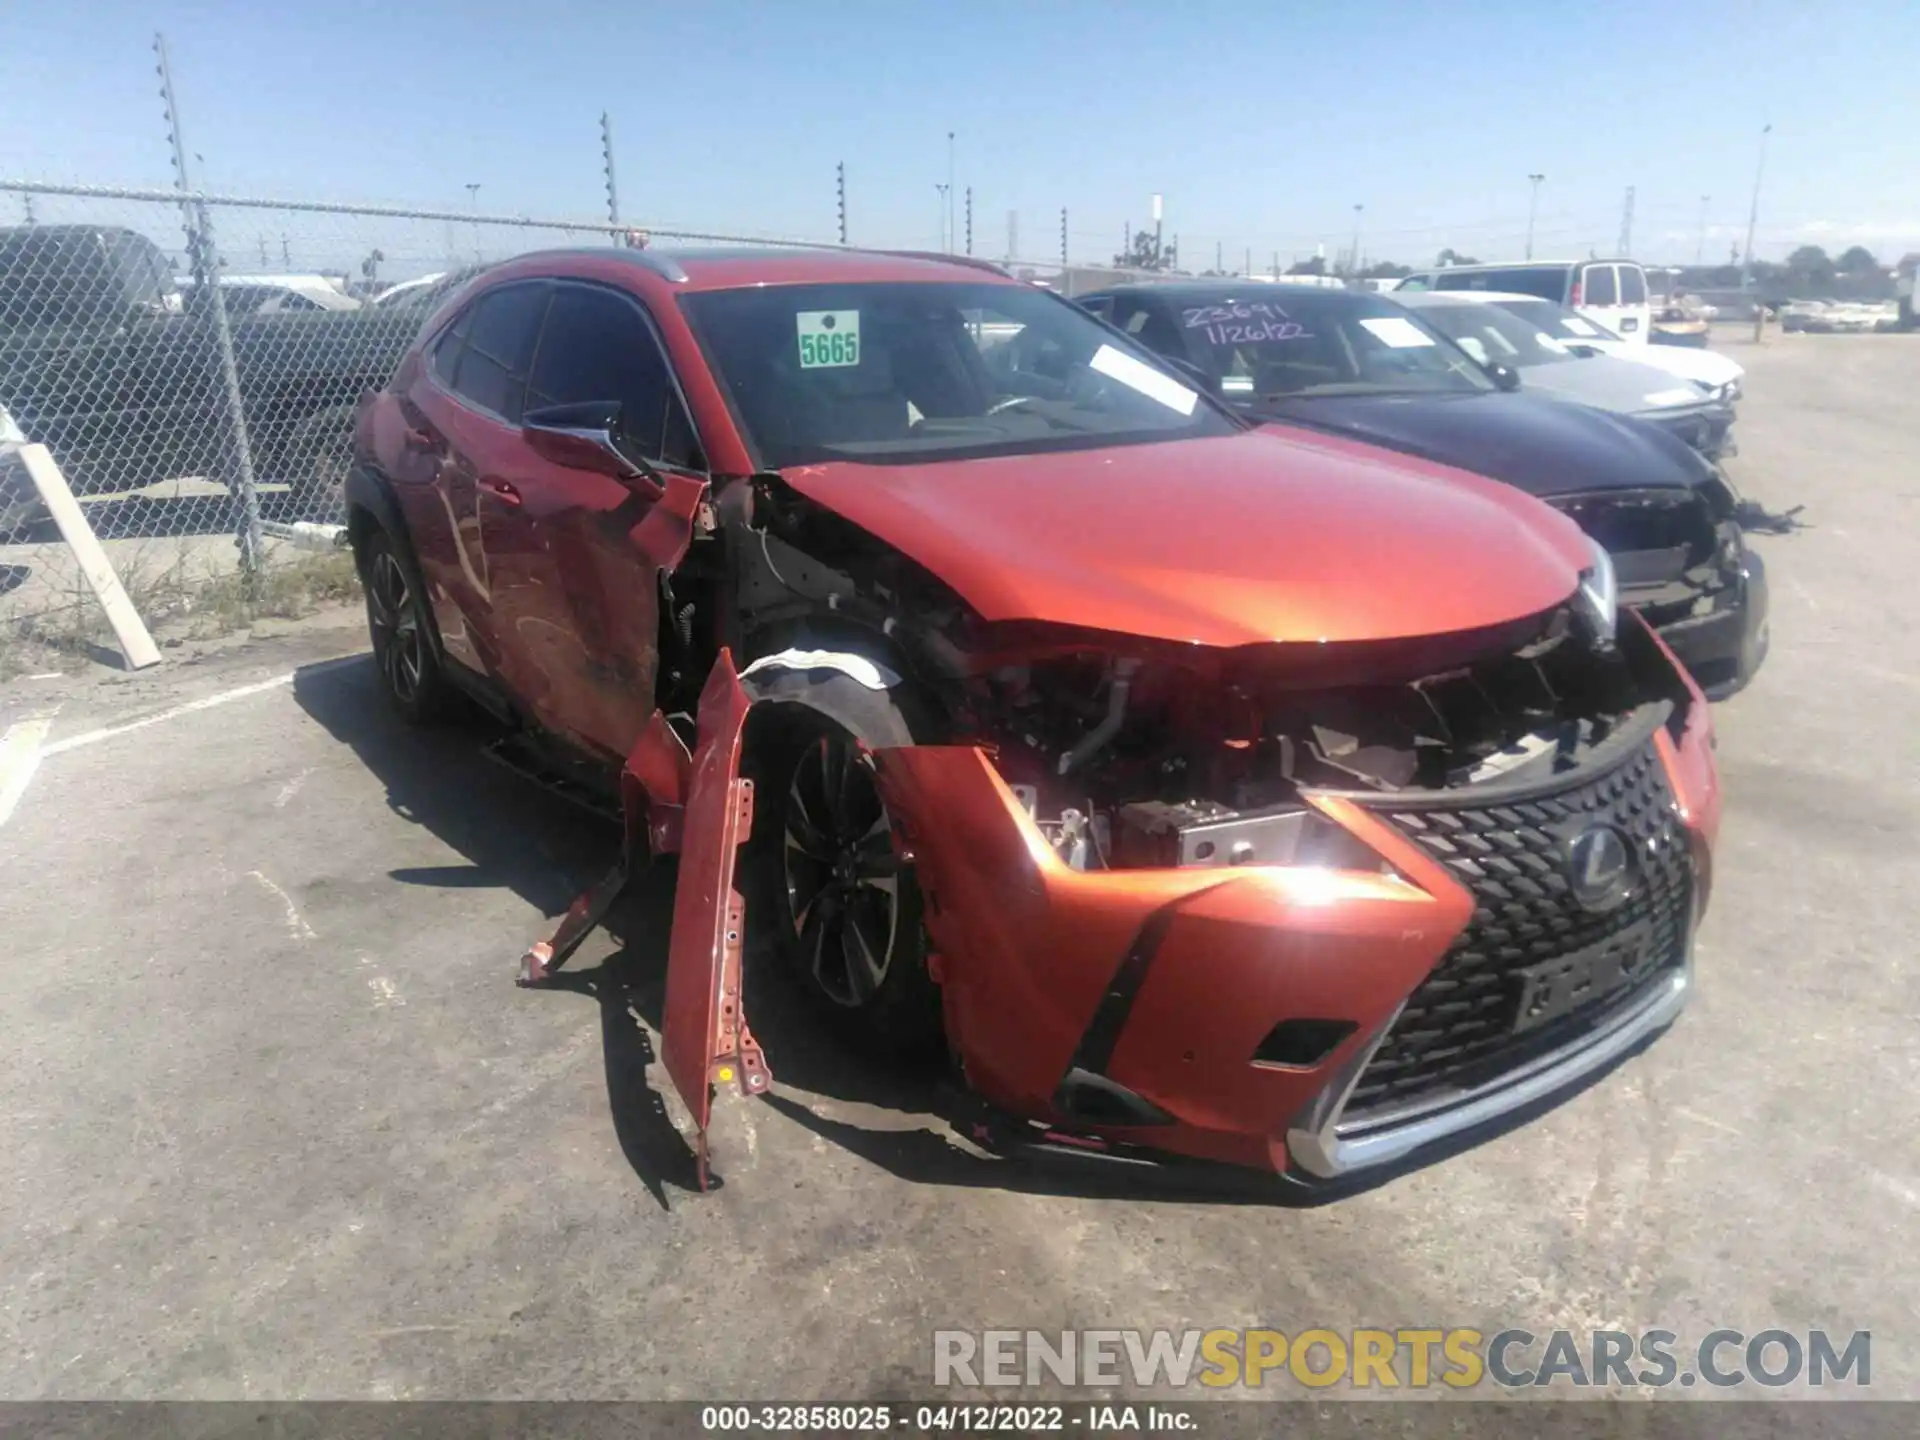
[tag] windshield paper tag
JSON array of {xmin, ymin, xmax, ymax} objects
[
  {"xmin": 1358, "ymin": 317, "xmax": 1435, "ymax": 349},
  {"xmin": 1089, "ymin": 344, "xmax": 1198, "ymax": 415},
  {"xmin": 797, "ymin": 310, "xmax": 861, "ymax": 369}
]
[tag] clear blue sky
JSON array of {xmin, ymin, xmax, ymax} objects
[{"xmin": 3, "ymin": 0, "xmax": 1915, "ymax": 273}]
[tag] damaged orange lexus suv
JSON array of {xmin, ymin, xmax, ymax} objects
[{"xmin": 346, "ymin": 247, "xmax": 1720, "ymax": 1191}]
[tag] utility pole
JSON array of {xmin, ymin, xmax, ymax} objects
[
  {"xmin": 1007, "ymin": 210, "xmax": 1018, "ymax": 264},
  {"xmin": 1617, "ymin": 185, "xmax": 1635, "ymax": 257},
  {"xmin": 1740, "ymin": 123, "xmax": 1773, "ymax": 292},
  {"xmin": 1695, "ymin": 195, "xmax": 1710, "ymax": 266},
  {"xmin": 600, "ymin": 112, "xmax": 621, "ymax": 235},
  {"xmin": 1152, "ymin": 194, "xmax": 1164, "ymax": 268},
  {"xmin": 1525, "ymin": 174, "xmax": 1545, "ymax": 260},
  {"xmin": 965, "ymin": 186, "xmax": 973, "ymax": 255},
  {"xmin": 934, "ymin": 184, "xmax": 949, "ymax": 252},
  {"xmin": 155, "ymin": 30, "xmax": 262, "ymax": 577},
  {"xmin": 1349, "ymin": 204, "xmax": 1364, "ymax": 276},
  {"xmin": 836, "ymin": 162, "xmax": 847, "ymax": 245},
  {"xmin": 1060, "ymin": 208, "xmax": 1068, "ymax": 267}
]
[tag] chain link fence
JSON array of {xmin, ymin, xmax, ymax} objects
[
  {"xmin": 0, "ymin": 181, "xmax": 809, "ymax": 651},
  {"xmin": 0, "ymin": 178, "xmax": 1267, "ymax": 661}
]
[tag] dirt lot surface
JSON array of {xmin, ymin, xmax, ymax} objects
[{"xmin": 1, "ymin": 334, "xmax": 1915, "ymax": 1401}]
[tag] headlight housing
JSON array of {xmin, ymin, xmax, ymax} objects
[{"xmin": 1574, "ymin": 537, "xmax": 1619, "ymax": 650}]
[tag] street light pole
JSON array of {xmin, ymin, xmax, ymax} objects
[
  {"xmin": 935, "ymin": 185, "xmax": 949, "ymax": 252},
  {"xmin": 1740, "ymin": 123, "xmax": 1772, "ymax": 292},
  {"xmin": 1349, "ymin": 203, "xmax": 1363, "ymax": 276},
  {"xmin": 1526, "ymin": 174, "xmax": 1545, "ymax": 260},
  {"xmin": 945, "ymin": 130, "xmax": 955, "ymax": 253}
]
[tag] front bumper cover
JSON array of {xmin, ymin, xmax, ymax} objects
[{"xmin": 558, "ymin": 619, "xmax": 1721, "ymax": 1192}]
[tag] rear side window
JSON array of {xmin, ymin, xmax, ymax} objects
[
  {"xmin": 1583, "ymin": 265, "xmax": 1619, "ymax": 306},
  {"xmin": 435, "ymin": 282, "xmax": 549, "ymax": 421},
  {"xmin": 1619, "ymin": 265, "xmax": 1648, "ymax": 304},
  {"xmin": 527, "ymin": 283, "xmax": 703, "ymax": 470}
]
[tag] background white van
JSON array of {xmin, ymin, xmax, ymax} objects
[{"xmin": 1395, "ymin": 259, "xmax": 1653, "ymax": 344}]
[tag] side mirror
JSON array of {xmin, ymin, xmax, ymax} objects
[
  {"xmin": 1487, "ymin": 362, "xmax": 1522, "ymax": 392},
  {"xmin": 522, "ymin": 401, "xmax": 662, "ymax": 493}
]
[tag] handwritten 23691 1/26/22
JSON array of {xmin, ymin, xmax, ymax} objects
[{"xmin": 1182, "ymin": 301, "xmax": 1309, "ymax": 346}]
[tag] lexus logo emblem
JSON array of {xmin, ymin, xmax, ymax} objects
[{"xmin": 1567, "ymin": 825, "xmax": 1634, "ymax": 912}]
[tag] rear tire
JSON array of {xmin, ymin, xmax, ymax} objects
[
  {"xmin": 742, "ymin": 674, "xmax": 945, "ymax": 1062},
  {"xmin": 362, "ymin": 527, "xmax": 453, "ymax": 725}
]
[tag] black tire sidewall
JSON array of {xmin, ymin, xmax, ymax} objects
[
  {"xmin": 362, "ymin": 527, "xmax": 451, "ymax": 726},
  {"xmin": 740, "ymin": 672, "xmax": 945, "ymax": 1062}
]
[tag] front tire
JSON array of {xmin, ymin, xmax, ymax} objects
[
  {"xmin": 362, "ymin": 527, "xmax": 453, "ymax": 724},
  {"xmin": 743, "ymin": 676, "xmax": 944, "ymax": 1061}
]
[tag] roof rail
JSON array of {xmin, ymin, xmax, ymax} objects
[
  {"xmin": 615, "ymin": 248, "xmax": 690, "ymax": 283},
  {"xmin": 875, "ymin": 249, "xmax": 1011, "ymax": 277}
]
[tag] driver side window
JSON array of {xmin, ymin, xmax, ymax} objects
[{"xmin": 525, "ymin": 284, "xmax": 703, "ymax": 470}]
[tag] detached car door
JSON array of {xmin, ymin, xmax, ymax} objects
[{"xmin": 504, "ymin": 280, "xmax": 710, "ymax": 762}]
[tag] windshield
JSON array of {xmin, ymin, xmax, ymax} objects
[
  {"xmin": 1413, "ymin": 300, "xmax": 1579, "ymax": 369},
  {"xmin": 1491, "ymin": 297, "xmax": 1623, "ymax": 344},
  {"xmin": 1163, "ymin": 289, "xmax": 1492, "ymax": 399},
  {"xmin": 680, "ymin": 281, "xmax": 1236, "ymax": 468}
]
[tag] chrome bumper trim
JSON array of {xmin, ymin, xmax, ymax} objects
[{"xmin": 1286, "ymin": 962, "xmax": 1692, "ymax": 1180}]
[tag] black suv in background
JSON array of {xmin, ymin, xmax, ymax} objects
[{"xmin": 1077, "ymin": 281, "xmax": 1769, "ymax": 697}]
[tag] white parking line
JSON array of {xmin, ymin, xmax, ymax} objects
[
  {"xmin": 0, "ymin": 716, "xmax": 54, "ymax": 830},
  {"xmin": 0, "ymin": 654, "xmax": 364, "ymax": 832},
  {"xmin": 40, "ymin": 673, "xmax": 297, "ymax": 757}
]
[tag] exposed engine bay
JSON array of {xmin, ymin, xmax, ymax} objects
[
  {"xmin": 717, "ymin": 470, "xmax": 1694, "ymax": 879},
  {"xmin": 961, "ymin": 611, "xmax": 1687, "ymax": 874}
]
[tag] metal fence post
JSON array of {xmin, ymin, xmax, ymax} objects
[{"xmin": 156, "ymin": 33, "xmax": 264, "ymax": 580}]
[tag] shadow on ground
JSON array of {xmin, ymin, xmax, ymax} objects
[{"xmin": 293, "ymin": 651, "xmax": 1649, "ymax": 1212}]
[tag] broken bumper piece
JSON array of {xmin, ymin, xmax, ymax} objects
[{"xmin": 529, "ymin": 635, "xmax": 1720, "ymax": 1191}]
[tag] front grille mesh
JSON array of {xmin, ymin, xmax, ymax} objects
[{"xmin": 1340, "ymin": 735, "xmax": 1693, "ymax": 1124}]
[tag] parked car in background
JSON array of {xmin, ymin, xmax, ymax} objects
[
  {"xmin": 1077, "ymin": 281, "xmax": 1768, "ymax": 697},
  {"xmin": 348, "ymin": 245, "xmax": 1721, "ymax": 1189},
  {"xmin": 1392, "ymin": 290, "xmax": 1735, "ymax": 459},
  {"xmin": 210, "ymin": 274, "xmax": 363, "ymax": 315},
  {"xmin": 1395, "ymin": 259, "xmax": 1653, "ymax": 343},
  {"xmin": 1472, "ymin": 294, "xmax": 1744, "ymax": 403},
  {"xmin": 0, "ymin": 224, "xmax": 422, "ymax": 518}
]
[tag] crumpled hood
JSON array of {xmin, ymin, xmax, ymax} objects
[
  {"xmin": 1251, "ymin": 390, "xmax": 1712, "ymax": 502},
  {"xmin": 777, "ymin": 428, "xmax": 1592, "ymax": 649}
]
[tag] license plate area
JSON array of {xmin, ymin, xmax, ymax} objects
[{"xmin": 1512, "ymin": 920, "xmax": 1656, "ymax": 1035}]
